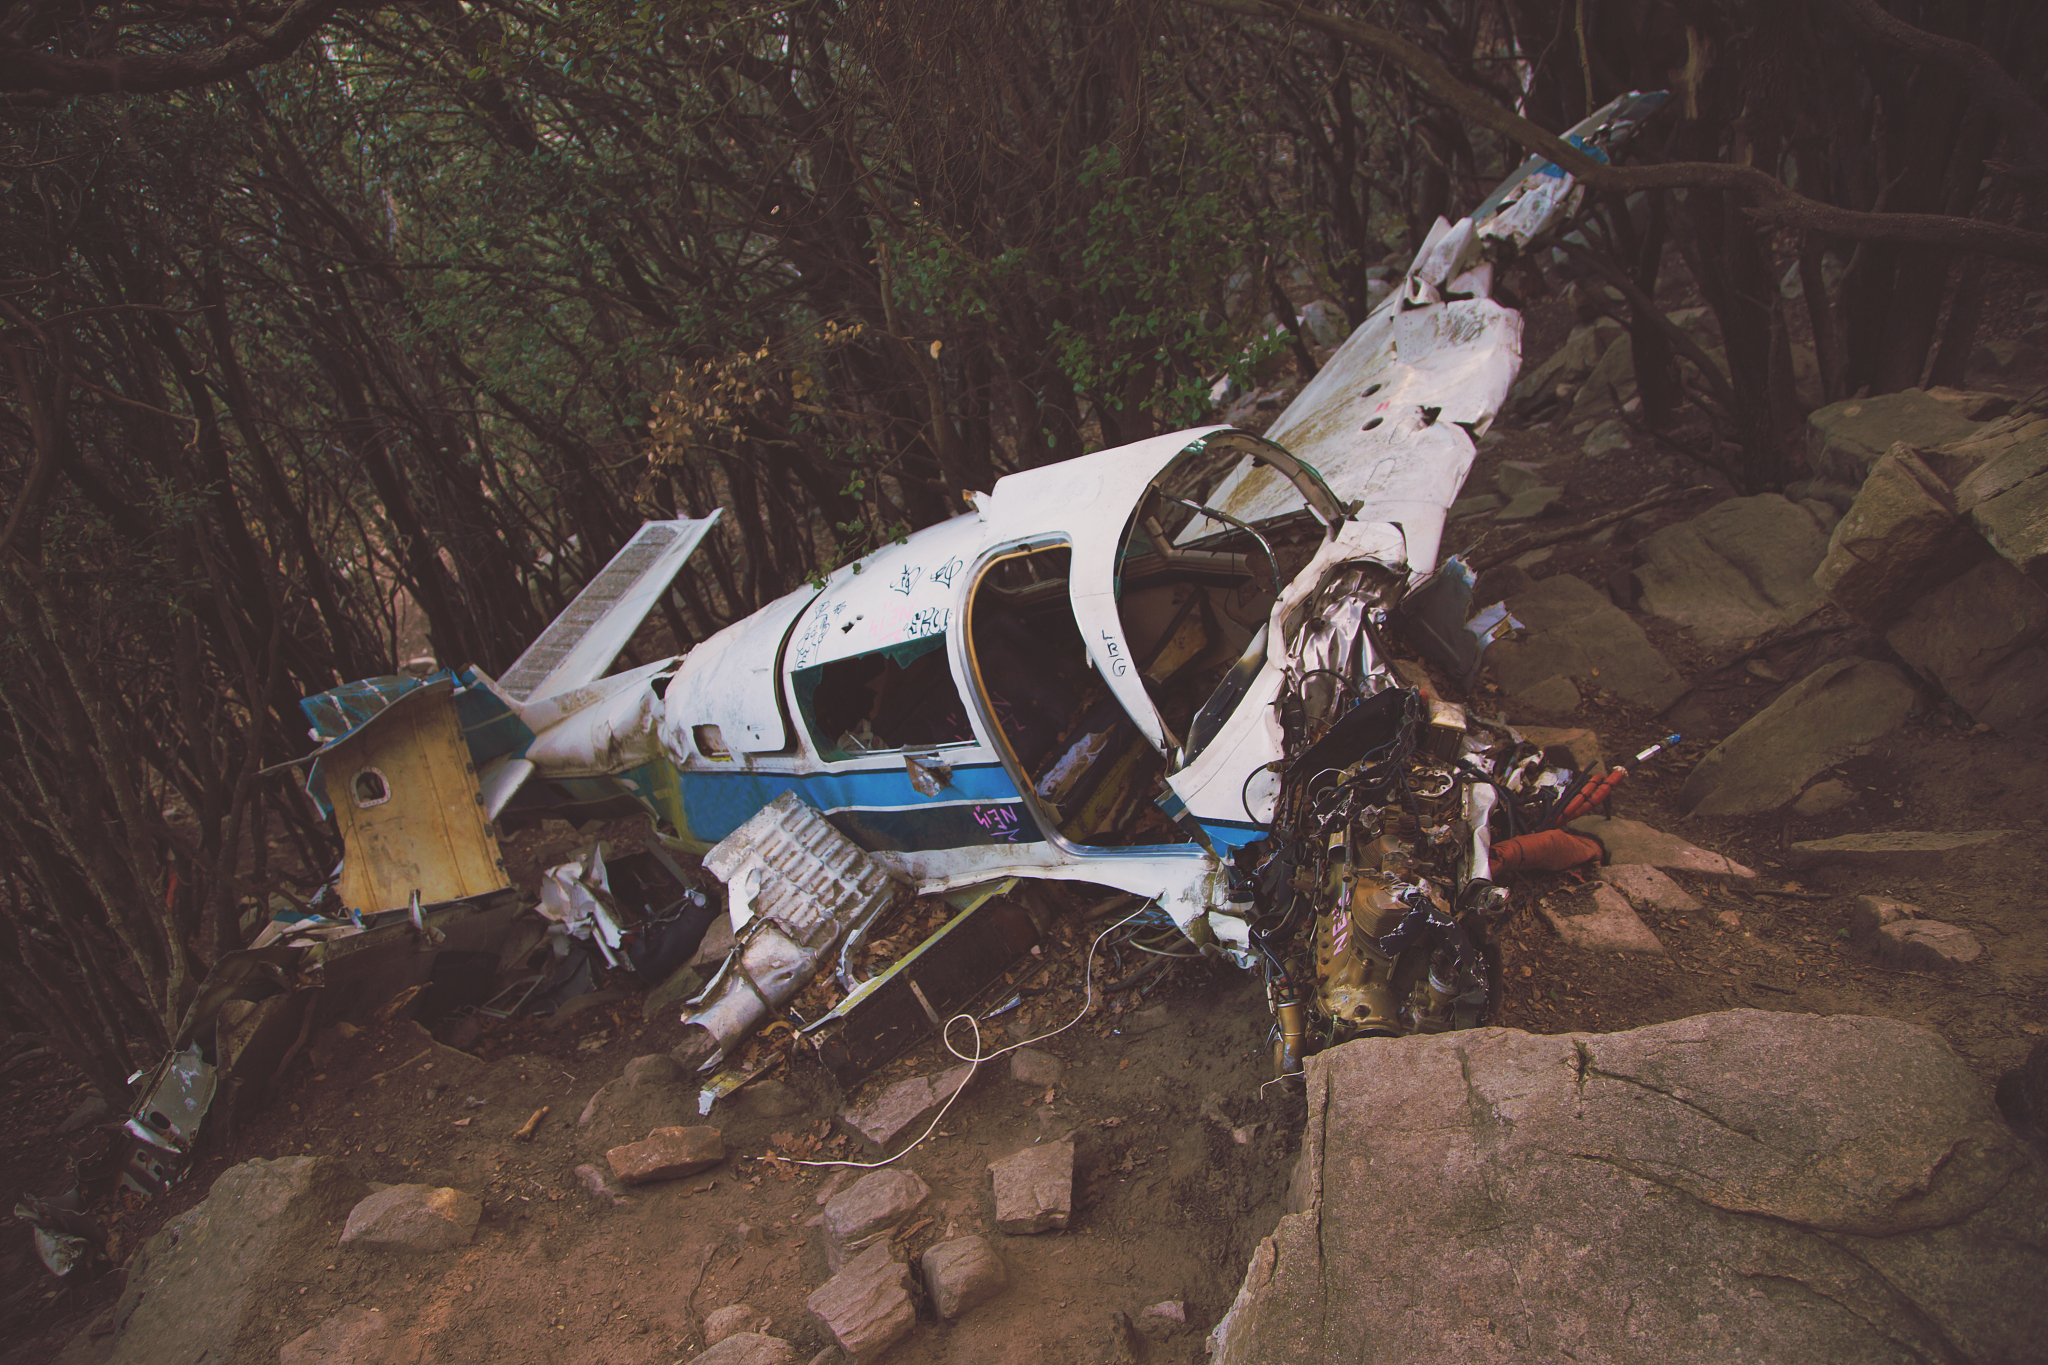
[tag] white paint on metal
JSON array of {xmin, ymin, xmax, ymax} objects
[{"xmin": 662, "ymin": 580, "xmax": 821, "ymax": 757}]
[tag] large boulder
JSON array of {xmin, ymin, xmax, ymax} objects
[
  {"xmin": 1955, "ymin": 431, "xmax": 2048, "ymax": 589},
  {"xmin": 1886, "ymin": 556, "xmax": 2048, "ymax": 732},
  {"xmin": 1211, "ymin": 1012, "xmax": 2048, "ymax": 1365},
  {"xmin": 1631, "ymin": 495, "xmax": 1831, "ymax": 650},
  {"xmin": 78, "ymin": 1157, "xmax": 367, "ymax": 1365},
  {"xmin": 1487, "ymin": 575, "xmax": 1685, "ymax": 710},
  {"xmin": 1807, "ymin": 389, "xmax": 1990, "ymax": 483},
  {"xmin": 1814, "ymin": 444, "xmax": 1986, "ymax": 624},
  {"xmin": 1922, "ymin": 402, "xmax": 2048, "ymax": 487},
  {"xmin": 1677, "ymin": 658, "xmax": 1919, "ymax": 816}
]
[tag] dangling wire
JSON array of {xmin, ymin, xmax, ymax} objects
[{"xmin": 782, "ymin": 904, "xmax": 1155, "ymax": 1171}]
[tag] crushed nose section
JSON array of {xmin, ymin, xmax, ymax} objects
[{"xmin": 675, "ymin": 792, "xmax": 901, "ymax": 1071}]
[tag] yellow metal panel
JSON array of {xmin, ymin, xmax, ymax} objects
[{"xmin": 332, "ymin": 688, "xmax": 507, "ymax": 914}]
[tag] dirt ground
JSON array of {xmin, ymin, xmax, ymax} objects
[{"xmin": 5, "ymin": 252, "xmax": 2047, "ymax": 1365}]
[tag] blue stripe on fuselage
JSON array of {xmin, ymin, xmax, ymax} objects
[{"xmin": 673, "ymin": 760, "xmax": 1031, "ymax": 852}]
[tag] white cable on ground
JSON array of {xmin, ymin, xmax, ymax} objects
[{"xmin": 781, "ymin": 904, "xmax": 1154, "ymax": 1171}]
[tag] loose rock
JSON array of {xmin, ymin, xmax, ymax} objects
[
  {"xmin": 576, "ymin": 1072, "xmax": 695, "ymax": 1153},
  {"xmin": 703, "ymin": 1305, "xmax": 773, "ymax": 1347},
  {"xmin": 920, "ymin": 1235, "xmax": 1008, "ymax": 1320},
  {"xmin": 1494, "ymin": 460, "xmax": 1551, "ymax": 497},
  {"xmin": 990, "ymin": 1138, "xmax": 1075, "ymax": 1234},
  {"xmin": 340, "ymin": 1185, "xmax": 480, "ymax": 1253},
  {"xmin": 606, "ymin": 1126, "xmax": 725, "ymax": 1185},
  {"xmin": 1568, "ymin": 816, "xmax": 1756, "ymax": 880},
  {"xmin": 1493, "ymin": 486, "xmax": 1565, "ymax": 522},
  {"xmin": 1582, "ymin": 419, "xmax": 1632, "ymax": 458},
  {"xmin": 1593, "ymin": 864, "xmax": 1701, "ymax": 915},
  {"xmin": 1540, "ymin": 885, "xmax": 1667, "ymax": 956},
  {"xmin": 1296, "ymin": 299, "xmax": 1349, "ymax": 350},
  {"xmin": 687, "ymin": 1334, "xmax": 800, "ymax": 1365},
  {"xmin": 1786, "ymin": 829, "xmax": 2017, "ymax": 875},
  {"xmin": 841, "ymin": 1065, "xmax": 972, "ymax": 1150},
  {"xmin": 1677, "ymin": 658, "xmax": 1918, "ymax": 816},
  {"xmin": 1509, "ymin": 319, "xmax": 1622, "ymax": 406},
  {"xmin": 806, "ymin": 1242, "xmax": 915, "ymax": 1361},
  {"xmin": 1450, "ymin": 493, "xmax": 1504, "ymax": 519},
  {"xmin": 1138, "ymin": 1300, "xmax": 1190, "ymax": 1342},
  {"xmin": 1878, "ymin": 920, "xmax": 1984, "ymax": 972},
  {"xmin": 1849, "ymin": 896, "xmax": 1915, "ymax": 945},
  {"xmin": 573, "ymin": 1163, "xmax": 627, "ymax": 1203},
  {"xmin": 821, "ymin": 1169, "xmax": 930, "ymax": 1269},
  {"xmin": 1567, "ymin": 334, "xmax": 1637, "ymax": 420}
]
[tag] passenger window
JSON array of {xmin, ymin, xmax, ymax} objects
[{"xmin": 794, "ymin": 636, "xmax": 976, "ymax": 761}]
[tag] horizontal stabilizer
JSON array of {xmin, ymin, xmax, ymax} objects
[{"xmin": 497, "ymin": 515, "xmax": 720, "ymax": 705}]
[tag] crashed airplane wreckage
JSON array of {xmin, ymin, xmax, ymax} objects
[{"xmin": 114, "ymin": 92, "xmax": 1667, "ymax": 1196}]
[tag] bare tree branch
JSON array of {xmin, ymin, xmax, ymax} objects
[
  {"xmin": 0, "ymin": 0, "xmax": 364, "ymax": 101},
  {"xmin": 1192, "ymin": 0, "xmax": 2048, "ymax": 265},
  {"xmin": 1821, "ymin": 0, "xmax": 2048, "ymax": 183}
]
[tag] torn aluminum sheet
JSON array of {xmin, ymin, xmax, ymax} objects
[
  {"xmin": 675, "ymin": 792, "xmax": 900, "ymax": 1072},
  {"xmin": 536, "ymin": 845, "xmax": 628, "ymax": 968},
  {"xmin": 117, "ymin": 1047, "xmax": 218, "ymax": 1196}
]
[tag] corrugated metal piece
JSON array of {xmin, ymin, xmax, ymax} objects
[{"xmin": 703, "ymin": 790, "xmax": 896, "ymax": 948}]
